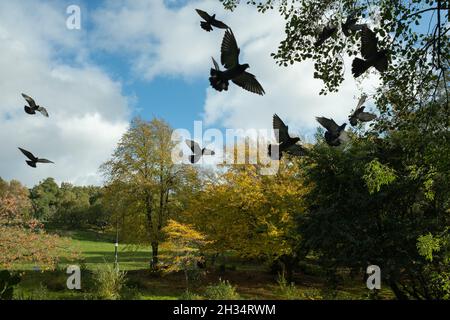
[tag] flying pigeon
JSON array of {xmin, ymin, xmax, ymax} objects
[
  {"xmin": 316, "ymin": 117, "xmax": 348, "ymax": 147},
  {"xmin": 209, "ymin": 29, "xmax": 265, "ymax": 95},
  {"xmin": 22, "ymin": 94, "xmax": 49, "ymax": 117},
  {"xmin": 195, "ymin": 9, "xmax": 229, "ymax": 32},
  {"xmin": 314, "ymin": 24, "xmax": 338, "ymax": 47},
  {"xmin": 268, "ymin": 114, "xmax": 307, "ymax": 160},
  {"xmin": 348, "ymin": 95, "xmax": 377, "ymax": 126},
  {"xmin": 341, "ymin": 14, "xmax": 359, "ymax": 37},
  {"xmin": 18, "ymin": 148, "xmax": 54, "ymax": 168},
  {"xmin": 185, "ymin": 139, "xmax": 215, "ymax": 164},
  {"xmin": 352, "ymin": 26, "xmax": 389, "ymax": 78}
]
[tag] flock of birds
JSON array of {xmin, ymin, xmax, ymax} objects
[
  {"xmin": 193, "ymin": 9, "xmax": 381, "ymax": 162},
  {"xmin": 17, "ymin": 10, "xmax": 384, "ymax": 167},
  {"xmin": 18, "ymin": 94, "xmax": 54, "ymax": 168}
]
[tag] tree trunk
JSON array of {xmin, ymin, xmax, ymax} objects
[{"xmin": 150, "ymin": 241, "xmax": 159, "ymax": 269}]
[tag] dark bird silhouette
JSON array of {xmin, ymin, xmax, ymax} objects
[
  {"xmin": 18, "ymin": 148, "xmax": 54, "ymax": 168},
  {"xmin": 314, "ymin": 24, "xmax": 338, "ymax": 47},
  {"xmin": 341, "ymin": 14, "xmax": 358, "ymax": 37},
  {"xmin": 349, "ymin": 95, "xmax": 377, "ymax": 126},
  {"xmin": 209, "ymin": 29, "xmax": 265, "ymax": 95},
  {"xmin": 195, "ymin": 9, "xmax": 229, "ymax": 32},
  {"xmin": 22, "ymin": 93, "xmax": 49, "ymax": 117},
  {"xmin": 210, "ymin": 57, "xmax": 229, "ymax": 92},
  {"xmin": 186, "ymin": 139, "xmax": 215, "ymax": 164},
  {"xmin": 316, "ymin": 117, "xmax": 348, "ymax": 146},
  {"xmin": 268, "ymin": 114, "xmax": 307, "ymax": 160},
  {"xmin": 352, "ymin": 26, "xmax": 388, "ymax": 78}
]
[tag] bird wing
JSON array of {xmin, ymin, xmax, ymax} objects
[
  {"xmin": 356, "ymin": 94, "xmax": 367, "ymax": 109},
  {"xmin": 272, "ymin": 114, "xmax": 290, "ymax": 143},
  {"xmin": 36, "ymin": 158, "xmax": 54, "ymax": 164},
  {"xmin": 211, "ymin": 57, "xmax": 220, "ymax": 70},
  {"xmin": 358, "ymin": 112, "xmax": 377, "ymax": 122},
  {"xmin": 185, "ymin": 139, "xmax": 202, "ymax": 154},
  {"xmin": 212, "ymin": 19, "xmax": 229, "ymax": 29},
  {"xmin": 374, "ymin": 54, "xmax": 389, "ymax": 72},
  {"xmin": 195, "ymin": 9, "xmax": 211, "ymax": 21},
  {"xmin": 221, "ymin": 29, "xmax": 240, "ymax": 69},
  {"xmin": 22, "ymin": 93, "xmax": 36, "ymax": 108},
  {"xmin": 316, "ymin": 117, "xmax": 340, "ymax": 134},
  {"xmin": 232, "ymin": 71, "xmax": 265, "ymax": 95},
  {"xmin": 361, "ymin": 27, "xmax": 378, "ymax": 59},
  {"xmin": 286, "ymin": 144, "xmax": 307, "ymax": 157},
  {"xmin": 202, "ymin": 148, "xmax": 215, "ymax": 156},
  {"xmin": 37, "ymin": 107, "xmax": 49, "ymax": 117},
  {"xmin": 18, "ymin": 147, "xmax": 37, "ymax": 161}
]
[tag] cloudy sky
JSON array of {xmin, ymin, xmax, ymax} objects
[{"xmin": 0, "ymin": 0, "xmax": 378, "ymax": 186}]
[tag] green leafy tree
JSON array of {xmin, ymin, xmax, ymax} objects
[
  {"xmin": 221, "ymin": 0, "xmax": 449, "ymax": 129},
  {"xmin": 101, "ymin": 118, "xmax": 188, "ymax": 269}
]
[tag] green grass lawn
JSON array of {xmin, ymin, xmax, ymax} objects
[{"xmin": 10, "ymin": 228, "xmax": 395, "ymax": 300}]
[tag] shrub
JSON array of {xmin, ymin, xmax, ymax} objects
[
  {"xmin": 179, "ymin": 290, "xmax": 203, "ymax": 300},
  {"xmin": 204, "ymin": 279, "xmax": 240, "ymax": 300},
  {"xmin": 276, "ymin": 272, "xmax": 322, "ymax": 300},
  {"xmin": 0, "ymin": 270, "xmax": 21, "ymax": 300},
  {"xmin": 93, "ymin": 264, "xmax": 126, "ymax": 300}
]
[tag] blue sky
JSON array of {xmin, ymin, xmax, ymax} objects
[
  {"xmin": 79, "ymin": 0, "xmax": 209, "ymax": 130},
  {"xmin": 0, "ymin": 0, "xmax": 402, "ymax": 186}
]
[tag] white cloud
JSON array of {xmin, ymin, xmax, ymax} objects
[{"xmin": 0, "ymin": 1, "xmax": 130, "ymax": 186}]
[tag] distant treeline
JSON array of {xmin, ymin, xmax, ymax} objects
[{"xmin": 0, "ymin": 177, "xmax": 109, "ymax": 229}]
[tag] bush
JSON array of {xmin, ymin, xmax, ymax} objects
[
  {"xmin": 204, "ymin": 279, "xmax": 240, "ymax": 300},
  {"xmin": 93, "ymin": 264, "xmax": 126, "ymax": 300},
  {"xmin": 276, "ymin": 273, "xmax": 322, "ymax": 300},
  {"xmin": 0, "ymin": 270, "xmax": 21, "ymax": 300},
  {"xmin": 179, "ymin": 290, "xmax": 203, "ymax": 300}
]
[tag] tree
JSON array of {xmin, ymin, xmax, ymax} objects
[
  {"xmin": 298, "ymin": 91, "xmax": 450, "ymax": 299},
  {"xmin": 0, "ymin": 178, "xmax": 78, "ymax": 270},
  {"xmin": 183, "ymin": 143, "xmax": 308, "ymax": 279},
  {"xmin": 101, "ymin": 118, "xmax": 186, "ymax": 269},
  {"xmin": 161, "ymin": 220, "xmax": 210, "ymax": 290},
  {"xmin": 29, "ymin": 178, "xmax": 59, "ymax": 222},
  {"xmin": 221, "ymin": 0, "xmax": 449, "ymax": 128}
]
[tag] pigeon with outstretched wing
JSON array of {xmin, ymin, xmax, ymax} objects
[
  {"xmin": 195, "ymin": 9, "xmax": 229, "ymax": 32},
  {"xmin": 209, "ymin": 29, "xmax": 265, "ymax": 95},
  {"xmin": 314, "ymin": 24, "xmax": 338, "ymax": 47},
  {"xmin": 18, "ymin": 148, "xmax": 54, "ymax": 168},
  {"xmin": 349, "ymin": 95, "xmax": 377, "ymax": 126},
  {"xmin": 268, "ymin": 114, "xmax": 307, "ymax": 160},
  {"xmin": 22, "ymin": 94, "xmax": 49, "ymax": 117},
  {"xmin": 352, "ymin": 27, "xmax": 389, "ymax": 77},
  {"xmin": 316, "ymin": 117, "xmax": 348, "ymax": 146},
  {"xmin": 186, "ymin": 140, "xmax": 215, "ymax": 164}
]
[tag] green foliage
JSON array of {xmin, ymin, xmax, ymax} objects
[
  {"xmin": 29, "ymin": 179, "xmax": 109, "ymax": 229},
  {"xmin": 204, "ymin": 279, "xmax": 240, "ymax": 300},
  {"xmin": 363, "ymin": 159, "xmax": 397, "ymax": 194},
  {"xmin": 0, "ymin": 270, "xmax": 21, "ymax": 300},
  {"xmin": 179, "ymin": 290, "xmax": 203, "ymax": 300},
  {"xmin": 417, "ymin": 233, "xmax": 441, "ymax": 262}
]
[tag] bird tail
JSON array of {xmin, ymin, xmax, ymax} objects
[
  {"xmin": 352, "ymin": 58, "xmax": 370, "ymax": 78},
  {"xmin": 200, "ymin": 21, "xmax": 212, "ymax": 32},
  {"xmin": 209, "ymin": 69, "xmax": 229, "ymax": 92},
  {"xmin": 26, "ymin": 160, "xmax": 36, "ymax": 168}
]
